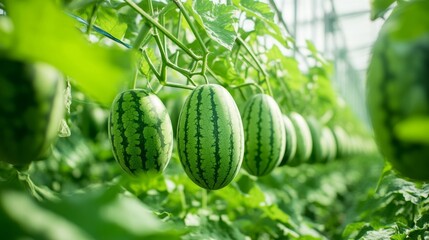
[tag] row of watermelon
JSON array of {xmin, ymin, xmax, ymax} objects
[
  {"xmin": 0, "ymin": 60, "xmax": 374, "ymax": 190},
  {"xmin": 109, "ymin": 84, "xmax": 376, "ymax": 190}
]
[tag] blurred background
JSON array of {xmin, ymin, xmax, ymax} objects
[{"xmin": 275, "ymin": 0, "xmax": 387, "ymax": 127}]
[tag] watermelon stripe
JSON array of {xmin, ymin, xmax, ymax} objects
[
  {"xmin": 109, "ymin": 112, "xmax": 117, "ymax": 163},
  {"xmin": 209, "ymin": 87, "xmax": 221, "ymax": 189},
  {"xmin": 153, "ymin": 113, "xmax": 167, "ymax": 170},
  {"xmin": 117, "ymin": 93, "xmax": 132, "ymax": 172},
  {"xmin": 243, "ymin": 98, "xmax": 256, "ymax": 172},
  {"xmin": 255, "ymin": 97, "xmax": 264, "ymax": 176},
  {"xmin": 130, "ymin": 91, "xmax": 149, "ymax": 172},
  {"xmin": 261, "ymin": 101, "xmax": 276, "ymax": 175},
  {"xmin": 195, "ymin": 88, "xmax": 209, "ymax": 187},
  {"xmin": 219, "ymin": 128, "xmax": 235, "ymax": 188},
  {"xmin": 181, "ymin": 90, "xmax": 202, "ymax": 186}
]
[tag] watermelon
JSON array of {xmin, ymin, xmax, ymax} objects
[
  {"xmin": 288, "ymin": 112, "xmax": 313, "ymax": 166},
  {"xmin": 241, "ymin": 94, "xmax": 286, "ymax": 176},
  {"xmin": 279, "ymin": 115, "xmax": 297, "ymax": 166},
  {"xmin": 108, "ymin": 89, "xmax": 173, "ymax": 175},
  {"xmin": 0, "ymin": 58, "xmax": 64, "ymax": 167},
  {"xmin": 367, "ymin": 0, "xmax": 429, "ymax": 180},
  {"xmin": 177, "ymin": 84, "xmax": 244, "ymax": 190}
]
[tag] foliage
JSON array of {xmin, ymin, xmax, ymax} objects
[{"xmin": 0, "ymin": 0, "xmax": 427, "ymax": 239}]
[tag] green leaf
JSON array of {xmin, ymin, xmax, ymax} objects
[
  {"xmin": 370, "ymin": 0, "xmax": 395, "ymax": 20},
  {"xmin": 364, "ymin": 228, "xmax": 396, "ymax": 240},
  {"xmin": 262, "ymin": 205, "xmax": 290, "ymax": 224},
  {"xmin": 209, "ymin": 55, "xmax": 244, "ymax": 84},
  {"xmin": 234, "ymin": 0, "xmax": 274, "ymax": 21},
  {"xmin": 0, "ymin": 190, "xmax": 93, "ymax": 240},
  {"xmin": 93, "ymin": 4, "xmax": 128, "ymax": 40},
  {"xmin": 189, "ymin": 0, "xmax": 238, "ymax": 50},
  {"xmin": 43, "ymin": 185, "xmax": 182, "ymax": 239},
  {"xmin": 342, "ymin": 222, "xmax": 371, "ymax": 239},
  {"xmin": 3, "ymin": 0, "xmax": 135, "ymax": 106},
  {"xmin": 379, "ymin": 172, "xmax": 429, "ymax": 204},
  {"xmin": 183, "ymin": 215, "xmax": 246, "ymax": 240},
  {"xmin": 235, "ymin": 0, "xmax": 287, "ymax": 46}
]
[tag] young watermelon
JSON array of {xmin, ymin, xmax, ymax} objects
[
  {"xmin": 108, "ymin": 89, "xmax": 173, "ymax": 175},
  {"xmin": 367, "ymin": 0, "xmax": 429, "ymax": 181},
  {"xmin": 279, "ymin": 115, "xmax": 297, "ymax": 166},
  {"xmin": 288, "ymin": 112, "xmax": 313, "ymax": 166},
  {"xmin": 0, "ymin": 58, "xmax": 65, "ymax": 167},
  {"xmin": 177, "ymin": 84, "xmax": 244, "ymax": 190},
  {"xmin": 242, "ymin": 94, "xmax": 286, "ymax": 176}
]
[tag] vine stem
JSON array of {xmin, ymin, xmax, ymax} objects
[
  {"xmin": 143, "ymin": 49, "xmax": 194, "ymax": 90},
  {"xmin": 178, "ymin": 185, "xmax": 187, "ymax": 214},
  {"xmin": 124, "ymin": 0, "xmax": 201, "ymax": 61},
  {"xmin": 172, "ymin": 0, "xmax": 207, "ymax": 54},
  {"xmin": 133, "ymin": 24, "xmax": 151, "ymax": 50},
  {"xmin": 132, "ymin": 66, "xmax": 139, "ymax": 89},
  {"xmin": 236, "ymin": 37, "xmax": 273, "ymax": 96},
  {"xmin": 172, "ymin": 0, "xmax": 209, "ymax": 79},
  {"xmin": 231, "ymin": 82, "xmax": 264, "ymax": 94},
  {"xmin": 201, "ymin": 188, "xmax": 208, "ymax": 210}
]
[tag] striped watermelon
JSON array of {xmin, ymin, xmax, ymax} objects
[
  {"xmin": 177, "ymin": 84, "xmax": 244, "ymax": 190},
  {"xmin": 242, "ymin": 94, "xmax": 286, "ymax": 176},
  {"xmin": 367, "ymin": 0, "xmax": 429, "ymax": 180},
  {"xmin": 0, "ymin": 58, "xmax": 64, "ymax": 167},
  {"xmin": 108, "ymin": 89, "xmax": 173, "ymax": 175},
  {"xmin": 279, "ymin": 115, "xmax": 297, "ymax": 166},
  {"xmin": 288, "ymin": 112, "xmax": 313, "ymax": 166}
]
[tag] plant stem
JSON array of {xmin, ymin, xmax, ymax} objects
[
  {"xmin": 163, "ymin": 82, "xmax": 195, "ymax": 90},
  {"xmin": 86, "ymin": 3, "xmax": 99, "ymax": 35},
  {"xmin": 172, "ymin": 0, "xmax": 209, "ymax": 77},
  {"xmin": 236, "ymin": 37, "xmax": 273, "ymax": 96},
  {"xmin": 178, "ymin": 185, "xmax": 187, "ymax": 213},
  {"xmin": 133, "ymin": 24, "xmax": 151, "ymax": 50},
  {"xmin": 207, "ymin": 68, "xmax": 224, "ymax": 85},
  {"xmin": 239, "ymin": 53, "xmax": 259, "ymax": 71},
  {"xmin": 172, "ymin": 0, "xmax": 208, "ymax": 54},
  {"xmin": 231, "ymin": 82, "xmax": 264, "ymax": 94},
  {"xmin": 124, "ymin": 0, "xmax": 201, "ymax": 61},
  {"xmin": 143, "ymin": 49, "xmax": 161, "ymax": 80},
  {"xmin": 201, "ymin": 188, "xmax": 208, "ymax": 210},
  {"xmin": 132, "ymin": 66, "xmax": 139, "ymax": 89}
]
